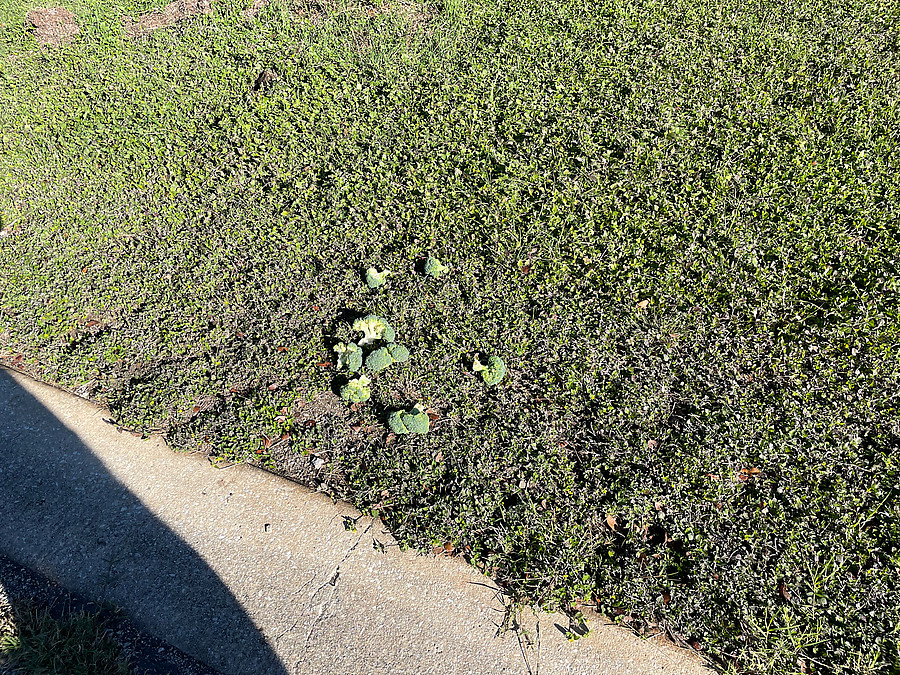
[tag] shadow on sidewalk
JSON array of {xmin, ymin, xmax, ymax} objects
[{"xmin": 0, "ymin": 368, "xmax": 288, "ymax": 675}]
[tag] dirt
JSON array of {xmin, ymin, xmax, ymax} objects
[
  {"xmin": 25, "ymin": 7, "xmax": 80, "ymax": 46},
  {"xmin": 241, "ymin": 0, "xmax": 268, "ymax": 20},
  {"xmin": 379, "ymin": 0, "xmax": 432, "ymax": 31},
  {"xmin": 252, "ymin": 390, "xmax": 353, "ymax": 489},
  {"xmin": 123, "ymin": 0, "xmax": 213, "ymax": 38}
]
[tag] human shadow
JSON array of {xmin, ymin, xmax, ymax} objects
[{"xmin": 0, "ymin": 368, "xmax": 288, "ymax": 675}]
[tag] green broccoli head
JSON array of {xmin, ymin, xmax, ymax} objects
[
  {"xmin": 473, "ymin": 355, "xmax": 506, "ymax": 386},
  {"xmin": 387, "ymin": 410, "xmax": 407, "ymax": 434},
  {"xmin": 387, "ymin": 343, "xmax": 409, "ymax": 363},
  {"xmin": 333, "ymin": 342, "xmax": 363, "ymax": 372},
  {"xmin": 353, "ymin": 315, "xmax": 396, "ymax": 346},
  {"xmin": 340, "ymin": 375, "xmax": 372, "ymax": 403},
  {"xmin": 365, "ymin": 346, "xmax": 393, "ymax": 373},
  {"xmin": 388, "ymin": 403, "xmax": 429, "ymax": 435},
  {"xmin": 365, "ymin": 343, "xmax": 410, "ymax": 372},
  {"xmin": 365, "ymin": 267, "xmax": 392, "ymax": 289},
  {"xmin": 424, "ymin": 257, "xmax": 450, "ymax": 278}
]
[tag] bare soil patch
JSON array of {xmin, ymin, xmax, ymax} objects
[
  {"xmin": 25, "ymin": 7, "xmax": 80, "ymax": 46},
  {"xmin": 241, "ymin": 0, "xmax": 268, "ymax": 20},
  {"xmin": 123, "ymin": 0, "xmax": 212, "ymax": 38},
  {"xmin": 378, "ymin": 0, "xmax": 431, "ymax": 31}
]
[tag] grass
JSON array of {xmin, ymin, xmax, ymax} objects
[
  {"xmin": 0, "ymin": 603, "xmax": 131, "ymax": 675},
  {"xmin": 1, "ymin": 0, "xmax": 899, "ymax": 672}
]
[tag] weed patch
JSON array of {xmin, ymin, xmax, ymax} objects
[{"xmin": 1, "ymin": 0, "xmax": 899, "ymax": 672}]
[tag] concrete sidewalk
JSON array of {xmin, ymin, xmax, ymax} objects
[{"xmin": 0, "ymin": 367, "xmax": 711, "ymax": 675}]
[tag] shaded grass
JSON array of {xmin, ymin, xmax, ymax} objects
[
  {"xmin": 1, "ymin": 0, "xmax": 900, "ymax": 672},
  {"xmin": 0, "ymin": 603, "xmax": 131, "ymax": 675}
]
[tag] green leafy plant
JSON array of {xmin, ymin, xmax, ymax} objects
[{"xmin": 2, "ymin": 2, "xmax": 899, "ymax": 671}]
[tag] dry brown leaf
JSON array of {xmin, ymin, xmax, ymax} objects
[
  {"xmin": 779, "ymin": 583, "xmax": 792, "ymax": 601},
  {"xmin": 738, "ymin": 467, "xmax": 761, "ymax": 481}
]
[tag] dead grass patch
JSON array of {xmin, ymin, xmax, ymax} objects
[
  {"xmin": 123, "ymin": 0, "xmax": 212, "ymax": 38},
  {"xmin": 25, "ymin": 7, "xmax": 79, "ymax": 46},
  {"xmin": 241, "ymin": 0, "xmax": 268, "ymax": 20}
]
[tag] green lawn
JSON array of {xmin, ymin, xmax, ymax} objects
[
  {"xmin": 1, "ymin": 603, "xmax": 131, "ymax": 675},
  {"xmin": 1, "ymin": 0, "xmax": 899, "ymax": 672}
]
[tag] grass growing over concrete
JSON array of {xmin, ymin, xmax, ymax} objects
[{"xmin": 1, "ymin": 0, "xmax": 899, "ymax": 672}]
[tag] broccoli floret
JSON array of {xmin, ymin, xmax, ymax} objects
[
  {"xmin": 365, "ymin": 343, "xmax": 410, "ymax": 373},
  {"xmin": 340, "ymin": 375, "xmax": 372, "ymax": 403},
  {"xmin": 365, "ymin": 267, "xmax": 392, "ymax": 289},
  {"xmin": 473, "ymin": 355, "xmax": 506, "ymax": 386},
  {"xmin": 402, "ymin": 410, "xmax": 430, "ymax": 434},
  {"xmin": 424, "ymin": 257, "xmax": 450, "ymax": 278},
  {"xmin": 387, "ymin": 410, "xmax": 406, "ymax": 433},
  {"xmin": 366, "ymin": 347, "xmax": 393, "ymax": 373},
  {"xmin": 388, "ymin": 403, "xmax": 429, "ymax": 435},
  {"xmin": 353, "ymin": 315, "xmax": 396, "ymax": 346},
  {"xmin": 333, "ymin": 342, "xmax": 363, "ymax": 372},
  {"xmin": 387, "ymin": 343, "xmax": 409, "ymax": 363}
]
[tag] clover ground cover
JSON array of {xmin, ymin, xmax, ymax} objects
[{"xmin": 1, "ymin": 0, "xmax": 899, "ymax": 672}]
